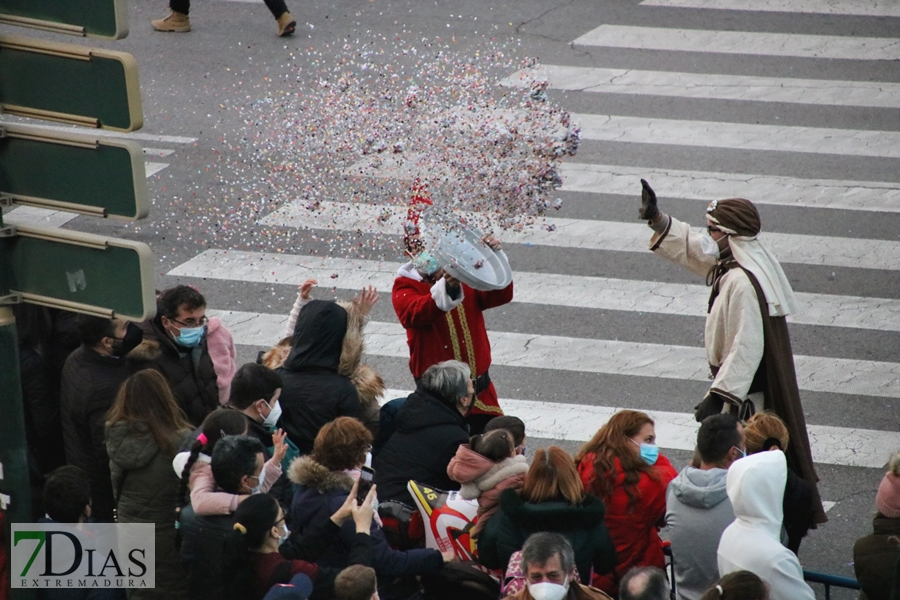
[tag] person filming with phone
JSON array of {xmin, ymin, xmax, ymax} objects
[{"xmin": 289, "ymin": 417, "xmax": 452, "ymax": 599}]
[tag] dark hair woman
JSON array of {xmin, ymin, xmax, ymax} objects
[
  {"xmin": 574, "ymin": 410, "xmax": 677, "ymax": 597},
  {"xmin": 106, "ymin": 369, "xmax": 193, "ymax": 599},
  {"xmin": 476, "ymin": 447, "xmax": 616, "ymax": 586},
  {"xmin": 223, "ymin": 485, "xmax": 376, "ymax": 600}
]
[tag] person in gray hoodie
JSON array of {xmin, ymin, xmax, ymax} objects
[{"xmin": 665, "ymin": 414, "xmax": 746, "ymax": 600}]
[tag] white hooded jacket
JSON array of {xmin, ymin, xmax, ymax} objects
[{"xmin": 717, "ymin": 451, "xmax": 815, "ymax": 600}]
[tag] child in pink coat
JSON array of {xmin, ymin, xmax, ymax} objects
[
  {"xmin": 205, "ymin": 316, "xmax": 237, "ymax": 405},
  {"xmin": 447, "ymin": 428, "xmax": 529, "ymax": 535},
  {"xmin": 173, "ymin": 409, "xmax": 286, "ymax": 516}
]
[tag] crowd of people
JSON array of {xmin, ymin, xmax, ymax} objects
[{"xmin": 6, "ymin": 184, "xmax": 899, "ymax": 600}]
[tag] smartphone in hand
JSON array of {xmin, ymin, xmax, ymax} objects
[{"xmin": 357, "ymin": 466, "xmax": 374, "ymax": 505}]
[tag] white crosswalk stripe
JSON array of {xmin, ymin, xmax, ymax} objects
[
  {"xmin": 639, "ymin": 0, "xmax": 900, "ymax": 17},
  {"xmin": 558, "ymin": 163, "xmax": 900, "ymax": 213},
  {"xmin": 378, "ymin": 389, "xmax": 899, "ymax": 469},
  {"xmin": 208, "ymin": 309, "xmax": 900, "ymax": 400},
  {"xmin": 259, "ymin": 201, "xmax": 900, "ymax": 271},
  {"xmin": 501, "ymin": 66, "xmax": 900, "ymax": 109},
  {"xmin": 574, "ymin": 113, "xmax": 900, "ymax": 159},
  {"xmin": 171, "ymin": 250, "xmax": 900, "ymax": 331},
  {"xmin": 573, "ymin": 25, "xmax": 900, "ymax": 60},
  {"xmin": 159, "ymin": 1, "xmax": 900, "ymax": 479}
]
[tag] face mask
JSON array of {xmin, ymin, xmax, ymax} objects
[
  {"xmin": 700, "ymin": 233, "xmax": 721, "ymax": 258},
  {"xmin": 111, "ymin": 322, "xmax": 144, "ymax": 357},
  {"xmin": 735, "ymin": 446, "xmax": 747, "ymax": 460},
  {"xmin": 630, "ymin": 438, "xmax": 659, "ymax": 466},
  {"xmin": 412, "ymin": 250, "xmax": 440, "ymax": 276},
  {"xmin": 278, "ymin": 524, "xmax": 290, "ymax": 545},
  {"xmin": 174, "ymin": 325, "xmax": 205, "ymax": 348},
  {"xmin": 527, "ymin": 579, "xmax": 569, "ymax": 600},
  {"xmin": 262, "ymin": 399, "xmax": 282, "ymax": 428},
  {"xmin": 250, "ymin": 465, "xmax": 267, "ymax": 494}
]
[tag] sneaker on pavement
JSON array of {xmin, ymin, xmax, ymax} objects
[
  {"xmin": 276, "ymin": 12, "xmax": 296, "ymax": 36},
  {"xmin": 151, "ymin": 11, "xmax": 191, "ymax": 32}
]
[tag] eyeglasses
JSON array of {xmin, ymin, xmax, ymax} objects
[{"xmin": 170, "ymin": 316, "xmax": 209, "ymax": 328}]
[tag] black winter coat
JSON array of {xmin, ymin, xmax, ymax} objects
[
  {"xmin": 130, "ymin": 316, "xmax": 219, "ymax": 426},
  {"xmin": 477, "ymin": 489, "xmax": 617, "ymax": 585},
  {"xmin": 60, "ymin": 346, "xmax": 131, "ymax": 521},
  {"xmin": 372, "ymin": 388, "xmax": 469, "ymax": 505},
  {"xmin": 854, "ymin": 515, "xmax": 900, "ymax": 600},
  {"xmin": 277, "ymin": 300, "xmax": 361, "ymax": 454},
  {"xmin": 288, "ymin": 455, "xmax": 443, "ymax": 588}
]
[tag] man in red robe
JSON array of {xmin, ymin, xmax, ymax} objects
[{"xmin": 391, "ymin": 181, "xmax": 514, "ymax": 433}]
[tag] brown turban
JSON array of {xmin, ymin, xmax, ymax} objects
[{"xmin": 706, "ymin": 198, "xmax": 761, "ymax": 237}]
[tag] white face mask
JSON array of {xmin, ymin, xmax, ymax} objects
[
  {"xmin": 700, "ymin": 232, "xmax": 721, "ymax": 257},
  {"xmin": 250, "ymin": 464, "xmax": 267, "ymax": 494},
  {"xmin": 527, "ymin": 579, "xmax": 569, "ymax": 600},
  {"xmin": 262, "ymin": 399, "xmax": 282, "ymax": 429},
  {"xmin": 278, "ymin": 523, "xmax": 290, "ymax": 545}
]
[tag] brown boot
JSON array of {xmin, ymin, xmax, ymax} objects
[
  {"xmin": 276, "ymin": 12, "xmax": 296, "ymax": 36},
  {"xmin": 151, "ymin": 11, "xmax": 191, "ymax": 32}
]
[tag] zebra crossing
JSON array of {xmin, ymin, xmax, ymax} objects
[{"xmin": 158, "ymin": 0, "xmax": 900, "ymax": 477}]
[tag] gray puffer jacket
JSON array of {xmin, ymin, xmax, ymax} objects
[{"xmin": 665, "ymin": 467, "xmax": 735, "ymax": 600}]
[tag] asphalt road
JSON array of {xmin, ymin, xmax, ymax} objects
[{"xmin": 4, "ymin": 1, "xmax": 900, "ymax": 597}]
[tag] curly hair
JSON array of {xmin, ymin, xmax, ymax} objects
[{"xmin": 312, "ymin": 417, "xmax": 373, "ymax": 472}]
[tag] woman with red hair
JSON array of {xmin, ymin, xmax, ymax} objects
[{"xmin": 575, "ymin": 410, "xmax": 677, "ymax": 596}]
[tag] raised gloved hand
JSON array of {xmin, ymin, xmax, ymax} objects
[
  {"xmin": 639, "ymin": 179, "xmax": 660, "ymax": 221},
  {"xmin": 694, "ymin": 391, "xmax": 726, "ymax": 422}
]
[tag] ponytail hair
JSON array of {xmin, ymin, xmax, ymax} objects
[
  {"xmin": 223, "ymin": 494, "xmax": 281, "ymax": 600},
  {"xmin": 176, "ymin": 409, "xmax": 247, "ymax": 543},
  {"xmin": 470, "ymin": 429, "xmax": 515, "ymax": 462},
  {"xmin": 698, "ymin": 571, "xmax": 768, "ymax": 600}
]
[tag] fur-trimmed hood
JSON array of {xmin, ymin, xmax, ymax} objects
[
  {"xmin": 262, "ymin": 300, "xmax": 384, "ymax": 406},
  {"xmin": 459, "ymin": 455, "xmax": 529, "ymax": 500},
  {"xmin": 287, "ymin": 455, "xmax": 355, "ymax": 493}
]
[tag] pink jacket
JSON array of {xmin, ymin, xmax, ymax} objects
[
  {"xmin": 206, "ymin": 317, "xmax": 236, "ymax": 405},
  {"xmin": 183, "ymin": 455, "xmax": 282, "ymax": 516},
  {"xmin": 447, "ymin": 445, "xmax": 529, "ymax": 533}
]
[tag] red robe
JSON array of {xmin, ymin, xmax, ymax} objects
[{"xmin": 392, "ymin": 267, "xmax": 514, "ymax": 416}]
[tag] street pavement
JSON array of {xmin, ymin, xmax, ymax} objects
[{"xmin": 3, "ymin": 0, "xmax": 900, "ymax": 596}]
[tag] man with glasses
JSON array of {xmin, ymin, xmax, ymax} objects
[
  {"xmin": 637, "ymin": 180, "xmax": 824, "ymax": 530},
  {"xmin": 131, "ymin": 285, "xmax": 219, "ymax": 425}
]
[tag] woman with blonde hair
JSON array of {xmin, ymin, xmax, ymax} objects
[
  {"xmin": 743, "ymin": 411, "xmax": 814, "ymax": 554},
  {"xmin": 575, "ymin": 410, "xmax": 677, "ymax": 596},
  {"xmin": 106, "ymin": 369, "xmax": 193, "ymax": 599},
  {"xmin": 477, "ymin": 446, "xmax": 616, "ymax": 586}
]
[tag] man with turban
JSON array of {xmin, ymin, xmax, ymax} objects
[{"xmin": 637, "ymin": 179, "xmax": 826, "ymax": 528}]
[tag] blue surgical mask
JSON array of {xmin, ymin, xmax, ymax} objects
[
  {"xmin": 412, "ymin": 250, "xmax": 440, "ymax": 276},
  {"xmin": 630, "ymin": 438, "xmax": 659, "ymax": 466},
  {"xmin": 278, "ymin": 524, "xmax": 290, "ymax": 545},
  {"xmin": 175, "ymin": 325, "xmax": 205, "ymax": 348}
]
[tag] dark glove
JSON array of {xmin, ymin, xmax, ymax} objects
[
  {"xmin": 694, "ymin": 392, "xmax": 726, "ymax": 422},
  {"xmin": 639, "ymin": 178, "xmax": 660, "ymax": 221}
]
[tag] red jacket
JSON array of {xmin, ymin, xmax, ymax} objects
[
  {"xmin": 392, "ymin": 268, "xmax": 513, "ymax": 416},
  {"xmin": 577, "ymin": 453, "xmax": 677, "ymax": 596}
]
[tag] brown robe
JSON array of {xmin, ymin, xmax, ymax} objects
[{"xmin": 738, "ymin": 267, "xmax": 827, "ymax": 526}]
